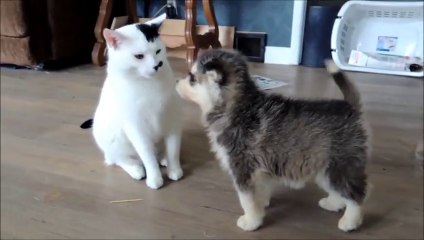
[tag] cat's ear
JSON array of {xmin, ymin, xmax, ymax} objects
[
  {"xmin": 103, "ymin": 28, "xmax": 125, "ymax": 49},
  {"xmin": 145, "ymin": 13, "xmax": 166, "ymax": 27}
]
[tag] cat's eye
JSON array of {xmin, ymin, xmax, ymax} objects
[
  {"xmin": 134, "ymin": 54, "xmax": 144, "ymax": 60},
  {"xmin": 156, "ymin": 49, "xmax": 161, "ymax": 55}
]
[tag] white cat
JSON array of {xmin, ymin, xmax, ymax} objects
[{"xmin": 84, "ymin": 14, "xmax": 183, "ymax": 189}]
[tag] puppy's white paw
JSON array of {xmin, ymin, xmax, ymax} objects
[
  {"xmin": 259, "ymin": 197, "xmax": 270, "ymax": 208},
  {"xmin": 319, "ymin": 197, "xmax": 345, "ymax": 212},
  {"xmin": 338, "ymin": 214, "xmax": 362, "ymax": 232},
  {"xmin": 146, "ymin": 175, "xmax": 164, "ymax": 189},
  {"xmin": 236, "ymin": 215, "xmax": 263, "ymax": 231},
  {"xmin": 160, "ymin": 158, "xmax": 168, "ymax": 167},
  {"xmin": 167, "ymin": 167, "xmax": 183, "ymax": 181}
]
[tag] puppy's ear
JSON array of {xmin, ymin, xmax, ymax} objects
[
  {"xmin": 103, "ymin": 28, "xmax": 125, "ymax": 49},
  {"xmin": 203, "ymin": 59, "xmax": 227, "ymax": 86}
]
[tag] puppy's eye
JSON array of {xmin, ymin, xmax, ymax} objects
[
  {"xmin": 156, "ymin": 49, "xmax": 161, "ymax": 55},
  {"xmin": 134, "ymin": 54, "xmax": 144, "ymax": 60},
  {"xmin": 189, "ymin": 73, "xmax": 197, "ymax": 85}
]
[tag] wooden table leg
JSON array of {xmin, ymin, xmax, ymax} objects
[
  {"xmin": 126, "ymin": 0, "xmax": 139, "ymax": 23},
  {"xmin": 185, "ymin": 0, "xmax": 198, "ymax": 70},
  {"xmin": 144, "ymin": 0, "xmax": 150, "ymax": 17},
  {"xmin": 185, "ymin": 0, "xmax": 220, "ymax": 69},
  {"xmin": 202, "ymin": 0, "xmax": 221, "ymax": 48},
  {"xmin": 92, "ymin": 0, "xmax": 113, "ymax": 66},
  {"xmin": 92, "ymin": 0, "xmax": 139, "ymax": 66}
]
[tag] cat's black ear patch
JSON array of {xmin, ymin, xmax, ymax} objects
[{"xmin": 136, "ymin": 23, "xmax": 161, "ymax": 42}]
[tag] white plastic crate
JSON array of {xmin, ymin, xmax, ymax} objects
[{"xmin": 331, "ymin": 1, "xmax": 423, "ymax": 77}]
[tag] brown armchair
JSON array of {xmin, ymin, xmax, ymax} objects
[{"xmin": 0, "ymin": 0, "xmax": 99, "ymax": 68}]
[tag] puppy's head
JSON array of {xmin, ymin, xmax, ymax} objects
[{"xmin": 176, "ymin": 49, "xmax": 249, "ymax": 113}]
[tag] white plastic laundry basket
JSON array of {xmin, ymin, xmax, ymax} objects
[{"xmin": 331, "ymin": 1, "xmax": 423, "ymax": 77}]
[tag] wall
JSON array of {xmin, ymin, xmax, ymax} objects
[{"xmin": 136, "ymin": 0, "xmax": 294, "ymax": 48}]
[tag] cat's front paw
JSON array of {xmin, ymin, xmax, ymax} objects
[
  {"xmin": 146, "ymin": 175, "xmax": 164, "ymax": 189},
  {"xmin": 160, "ymin": 158, "xmax": 168, "ymax": 167},
  {"xmin": 119, "ymin": 164, "xmax": 145, "ymax": 180},
  {"xmin": 128, "ymin": 166, "xmax": 146, "ymax": 180},
  {"xmin": 167, "ymin": 167, "xmax": 183, "ymax": 181}
]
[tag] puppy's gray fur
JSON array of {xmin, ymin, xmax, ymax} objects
[{"xmin": 176, "ymin": 49, "xmax": 370, "ymax": 232}]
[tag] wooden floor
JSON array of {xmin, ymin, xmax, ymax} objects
[{"xmin": 1, "ymin": 58, "xmax": 423, "ymax": 239}]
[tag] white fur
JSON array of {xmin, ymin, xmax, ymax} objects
[
  {"xmin": 92, "ymin": 17, "xmax": 183, "ymax": 190},
  {"xmin": 236, "ymin": 189, "xmax": 265, "ymax": 231},
  {"xmin": 145, "ymin": 13, "xmax": 167, "ymax": 25},
  {"xmin": 338, "ymin": 200, "xmax": 363, "ymax": 232},
  {"xmin": 315, "ymin": 170, "xmax": 364, "ymax": 231},
  {"xmin": 207, "ymin": 130, "xmax": 231, "ymax": 173}
]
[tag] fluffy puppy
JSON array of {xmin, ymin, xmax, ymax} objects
[{"xmin": 176, "ymin": 49, "xmax": 370, "ymax": 232}]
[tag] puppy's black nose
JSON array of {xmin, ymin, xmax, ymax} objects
[{"xmin": 154, "ymin": 61, "xmax": 163, "ymax": 71}]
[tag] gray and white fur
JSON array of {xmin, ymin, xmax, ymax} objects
[{"xmin": 176, "ymin": 49, "xmax": 370, "ymax": 232}]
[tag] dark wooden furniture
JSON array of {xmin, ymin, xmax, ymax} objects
[
  {"xmin": 92, "ymin": 0, "xmax": 220, "ymax": 69},
  {"xmin": 92, "ymin": 0, "xmax": 146, "ymax": 66},
  {"xmin": 1, "ymin": 0, "xmax": 98, "ymax": 68},
  {"xmin": 185, "ymin": 0, "xmax": 221, "ymax": 69}
]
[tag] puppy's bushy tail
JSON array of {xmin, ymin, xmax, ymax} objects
[
  {"xmin": 324, "ymin": 59, "xmax": 361, "ymax": 111},
  {"xmin": 325, "ymin": 60, "xmax": 373, "ymax": 162}
]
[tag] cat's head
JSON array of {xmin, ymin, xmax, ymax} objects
[{"xmin": 103, "ymin": 14, "xmax": 167, "ymax": 78}]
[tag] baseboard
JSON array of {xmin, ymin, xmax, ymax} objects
[
  {"xmin": 264, "ymin": 46, "xmax": 298, "ymax": 65},
  {"xmin": 264, "ymin": 0, "xmax": 307, "ymax": 65}
]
